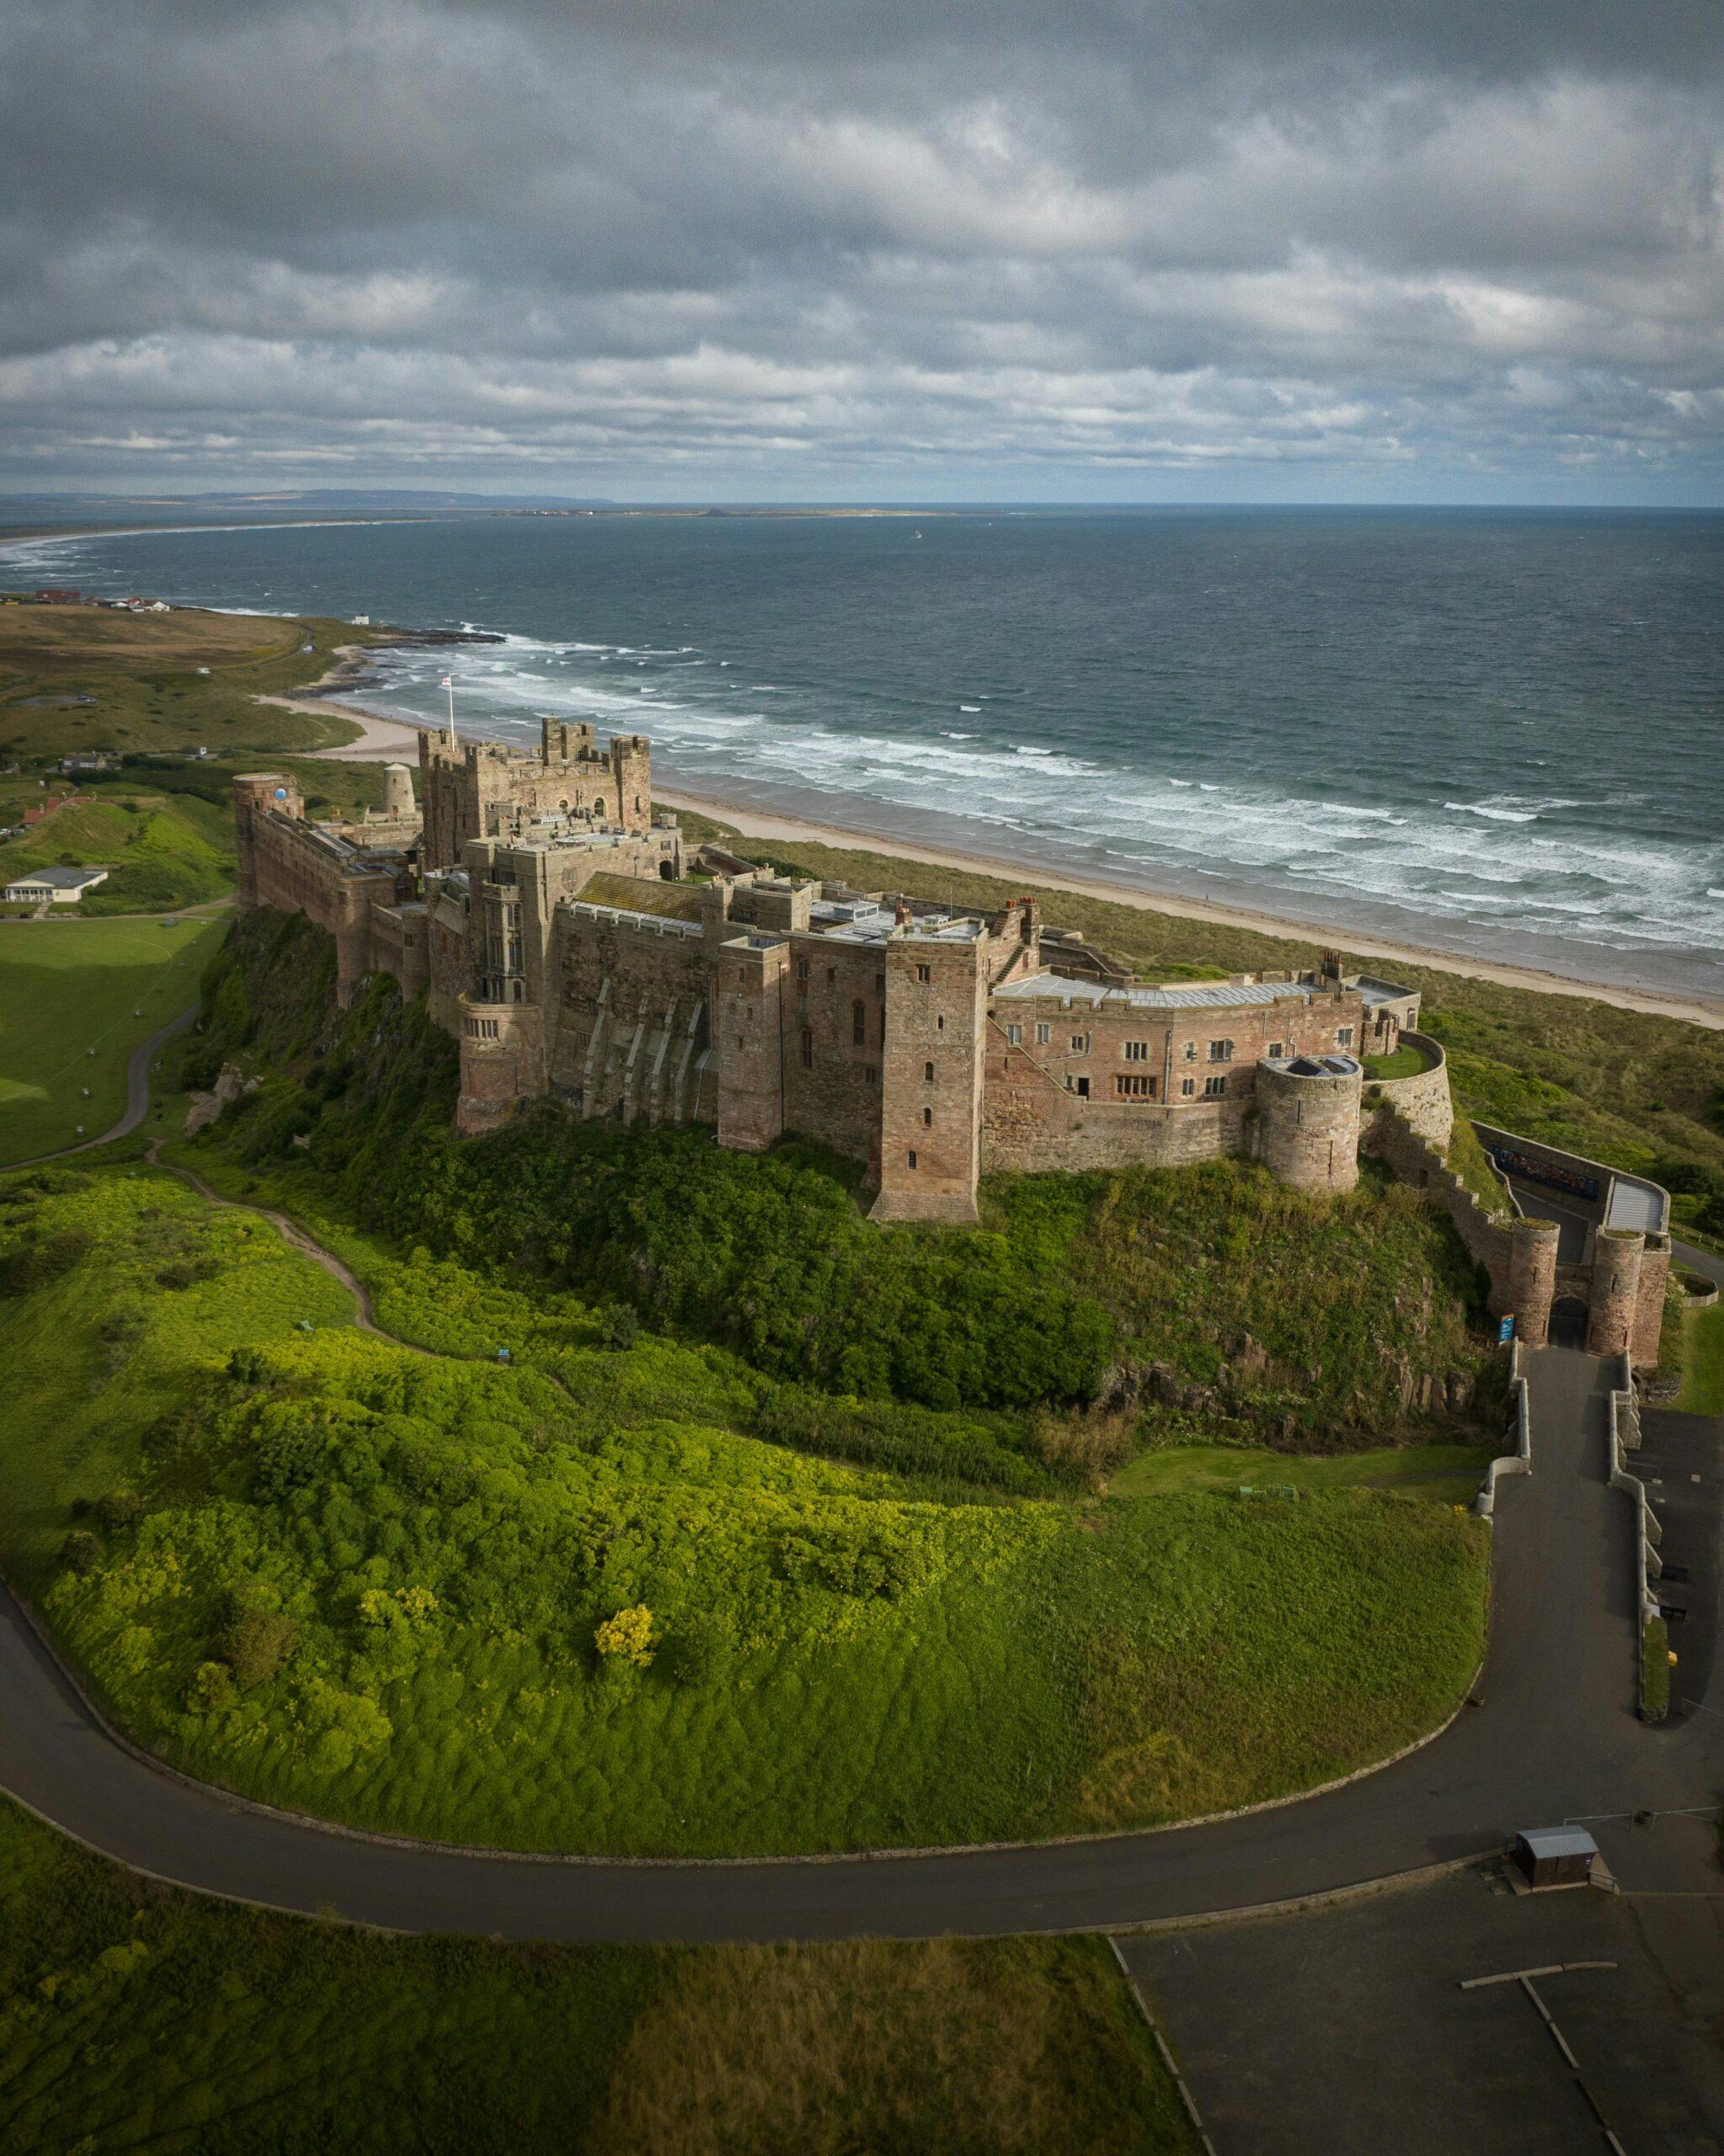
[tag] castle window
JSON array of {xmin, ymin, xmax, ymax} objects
[
  {"xmin": 828, "ymin": 967, "xmax": 836, "ymax": 984},
  {"xmin": 1006, "ymin": 1022, "xmax": 1022, "ymax": 1045},
  {"xmin": 937, "ymin": 1015, "xmax": 944, "ymax": 1031},
  {"xmin": 1070, "ymin": 1033, "xmax": 1088, "ymax": 1054},
  {"xmin": 924, "ymin": 1060, "xmax": 935, "ymax": 1081},
  {"xmin": 1036, "ymin": 1023, "xmax": 1050, "ymax": 1045},
  {"xmin": 797, "ymin": 958, "xmax": 809, "ymax": 981},
  {"xmin": 1183, "ymin": 1041, "xmax": 1197, "ymax": 1061},
  {"xmin": 922, "ymin": 1107, "xmax": 933, "ymax": 1127},
  {"xmin": 1181, "ymin": 1077, "xmax": 1195, "ymax": 1097},
  {"xmin": 800, "ymin": 1028, "xmax": 814, "ymax": 1070},
  {"xmin": 1208, "ymin": 1038, "xmax": 1234, "ymax": 1063},
  {"xmin": 634, "ymin": 796, "xmax": 643, "ymax": 814},
  {"xmin": 864, "ymin": 1065, "xmax": 877, "ymax": 1086},
  {"xmin": 1337, "ymin": 1026, "xmax": 1354, "ymax": 1048},
  {"xmin": 1116, "ymin": 1074, "xmax": 1156, "ymax": 1099},
  {"xmin": 852, "ymin": 999, "xmax": 867, "ymax": 1045},
  {"xmin": 916, "ymin": 964, "xmax": 931, "ymax": 984},
  {"xmin": 1204, "ymin": 1074, "xmax": 1227, "ymax": 1098},
  {"xmin": 737, "ymin": 1036, "xmax": 745, "ymax": 1053},
  {"xmin": 1124, "ymin": 1040, "xmax": 1150, "ymax": 1061},
  {"xmin": 1269, "ymin": 1041, "xmax": 1284, "ymax": 1059},
  {"xmin": 908, "ymin": 1149, "xmax": 918, "ymax": 1170}
]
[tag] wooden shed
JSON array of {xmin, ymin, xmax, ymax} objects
[{"xmin": 1510, "ymin": 1827, "xmax": 1598, "ymax": 1890}]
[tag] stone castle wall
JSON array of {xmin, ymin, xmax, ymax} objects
[{"xmin": 1365, "ymin": 1033, "xmax": 1454, "ymax": 1148}]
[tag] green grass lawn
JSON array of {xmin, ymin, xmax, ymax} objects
[
  {"xmin": 1109, "ymin": 1441, "xmax": 1494, "ymax": 1506},
  {"xmin": 1362, "ymin": 1043, "xmax": 1432, "ymax": 1080},
  {"xmin": 0, "ymin": 1800, "xmax": 1193, "ymax": 2156},
  {"xmin": 0, "ymin": 1161, "xmax": 1491, "ymax": 1856},
  {"xmin": 0, "ymin": 916, "xmax": 227, "ymax": 1164},
  {"xmin": 1674, "ymin": 1300, "xmax": 1724, "ymax": 1417}
]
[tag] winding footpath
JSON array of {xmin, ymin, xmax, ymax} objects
[{"xmin": 1, "ymin": 1086, "xmax": 1718, "ymax": 1940}]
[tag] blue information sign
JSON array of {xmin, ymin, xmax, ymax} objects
[{"xmin": 1498, "ymin": 1315, "xmax": 1515, "ymax": 1344}]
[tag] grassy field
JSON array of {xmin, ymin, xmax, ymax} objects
[
  {"xmin": 0, "ymin": 1800, "xmax": 1194, "ymax": 2156},
  {"xmin": 0, "ymin": 1161, "xmax": 1490, "ymax": 1855},
  {"xmin": 1110, "ymin": 1441, "xmax": 1492, "ymax": 1505},
  {"xmin": 0, "ymin": 604, "xmax": 373, "ymax": 766},
  {"xmin": 0, "ymin": 916, "xmax": 227, "ymax": 1164},
  {"xmin": 1674, "ymin": 1300, "xmax": 1724, "ymax": 1417}
]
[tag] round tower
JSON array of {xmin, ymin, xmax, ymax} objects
[
  {"xmin": 380, "ymin": 761, "xmax": 415, "ymax": 819},
  {"xmin": 1256, "ymin": 1053, "xmax": 1363, "ymax": 1192},
  {"xmin": 1504, "ymin": 1217, "xmax": 1560, "ymax": 1348},
  {"xmin": 1587, "ymin": 1227, "xmax": 1645, "ymax": 1357}
]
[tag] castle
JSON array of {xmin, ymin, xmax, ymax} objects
[{"xmin": 232, "ymin": 717, "xmax": 1668, "ymax": 1361}]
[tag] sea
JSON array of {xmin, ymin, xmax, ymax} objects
[{"xmin": 5, "ymin": 507, "xmax": 1722, "ymax": 1003}]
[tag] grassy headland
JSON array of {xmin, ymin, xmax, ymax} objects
[{"xmin": 0, "ymin": 1800, "xmax": 1193, "ymax": 2156}]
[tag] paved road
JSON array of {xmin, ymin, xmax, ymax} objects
[
  {"xmin": 2, "ymin": 1347, "xmax": 1717, "ymax": 1943},
  {"xmin": 6, "ymin": 1005, "xmax": 197, "ymax": 1171}
]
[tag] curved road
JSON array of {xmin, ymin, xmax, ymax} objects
[
  {"xmin": 3, "ymin": 1346, "xmax": 1718, "ymax": 1942},
  {"xmin": 8, "ymin": 1005, "xmax": 197, "ymax": 1171}
]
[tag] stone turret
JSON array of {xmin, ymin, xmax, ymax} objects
[
  {"xmin": 232, "ymin": 772, "xmax": 302, "ymax": 910},
  {"xmin": 380, "ymin": 761, "xmax": 415, "ymax": 819},
  {"xmin": 1587, "ymin": 1227, "xmax": 1646, "ymax": 1356},
  {"xmin": 1256, "ymin": 1053, "xmax": 1363, "ymax": 1191},
  {"xmin": 1504, "ymin": 1217, "xmax": 1560, "ymax": 1348}
]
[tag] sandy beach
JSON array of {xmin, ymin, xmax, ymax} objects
[
  {"xmin": 258, "ymin": 652, "xmax": 1724, "ymax": 1033},
  {"xmin": 652, "ymin": 786, "xmax": 1724, "ymax": 1033}
]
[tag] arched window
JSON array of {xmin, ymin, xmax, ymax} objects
[
  {"xmin": 851, "ymin": 999, "xmax": 867, "ymax": 1046},
  {"xmin": 923, "ymin": 1060, "xmax": 934, "ymax": 1081},
  {"xmin": 922, "ymin": 1106, "xmax": 932, "ymax": 1127}
]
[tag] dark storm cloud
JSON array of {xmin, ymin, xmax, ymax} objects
[{"xmin": 1, "ymin": 0, "xmax": 1719, "ymax": 493}]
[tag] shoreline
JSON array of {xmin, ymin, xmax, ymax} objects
[
  {"xmin": 652, "ymin": 785, "xmax": 1724, "ymax": 1031},
  {"xmin": 270, "ymin": 653, "xmax": 1724, "ymax": 1033}
]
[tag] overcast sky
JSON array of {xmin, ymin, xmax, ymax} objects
[{"xmin": 3, "ymin": 0, "xmax": 1721, "ymax": 502}]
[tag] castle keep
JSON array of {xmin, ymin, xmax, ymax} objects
[{"xmin": 232, "ymin": 716, "xmax": 1667, "ymax": 1362}]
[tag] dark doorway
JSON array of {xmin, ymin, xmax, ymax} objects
[
  {"xmin": 659, "ymin": 861, "xmax": 675, "ymax": 879},
  {"xmin": 1550, "ymin": 1295, "xmax": 1588, "ymax": 1348}
]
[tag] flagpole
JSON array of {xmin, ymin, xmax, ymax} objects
[{"xmin": 440, "ymin": 675, "xmax": 457, "ymax": 748}]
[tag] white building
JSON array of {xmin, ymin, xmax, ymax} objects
[{"xmin": 4, "ymin": 866, "xmax": 109, "ymax": 905}]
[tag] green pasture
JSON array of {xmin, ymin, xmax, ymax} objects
[
  {"xmin": 0, "ymin": 1801, "xmax": 1192, "ymax": 2156},
  {"xmin": 0, "ymin": 915, "xmax": 227, "ymax": 1164}
]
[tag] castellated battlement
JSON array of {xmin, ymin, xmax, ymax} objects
[{"xmin": 233, "ymin": 744, "xmax": 1436, "ymax": 1216}]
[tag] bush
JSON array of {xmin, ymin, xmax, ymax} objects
[
  {"xmin": 95, "ymin": 1489, "xmax": 145, "ymax": 1534},
  {"xmin": 595, "ymin": 1303, "xmax": 639, "ymax": 1352},
  {"xmin": 221, "ymin": 1611, "xmax": 299, "ymax": 1689},
  {"xmin": 595, "ymin": 1605, "xmax": 657, "ymax": 1668},
  {"xmin": 61, "ymin": 1529, "xmax": 103, "ymax": 1576},
  {"xmin": 2, "ymin": 1229, "xmax": 93, "ymax": 1294}
]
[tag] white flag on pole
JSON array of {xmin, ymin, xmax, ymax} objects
[{"xmin": 439, "ymin": 675, "xmax": 453, "ymax": 689}]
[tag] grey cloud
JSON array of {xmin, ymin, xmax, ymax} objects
[{"xmin": 0, "ymin": 0, "xmax": 1719, "ymax": 495}]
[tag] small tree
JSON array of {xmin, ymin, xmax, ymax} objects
[
  {"xmin": 595, "ymin": 1304, "xmax": 639, "ymax": 1352},
  {"xmin": 595, "ymin": 1604, "xmax": 657, "ymax": 1668}
]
